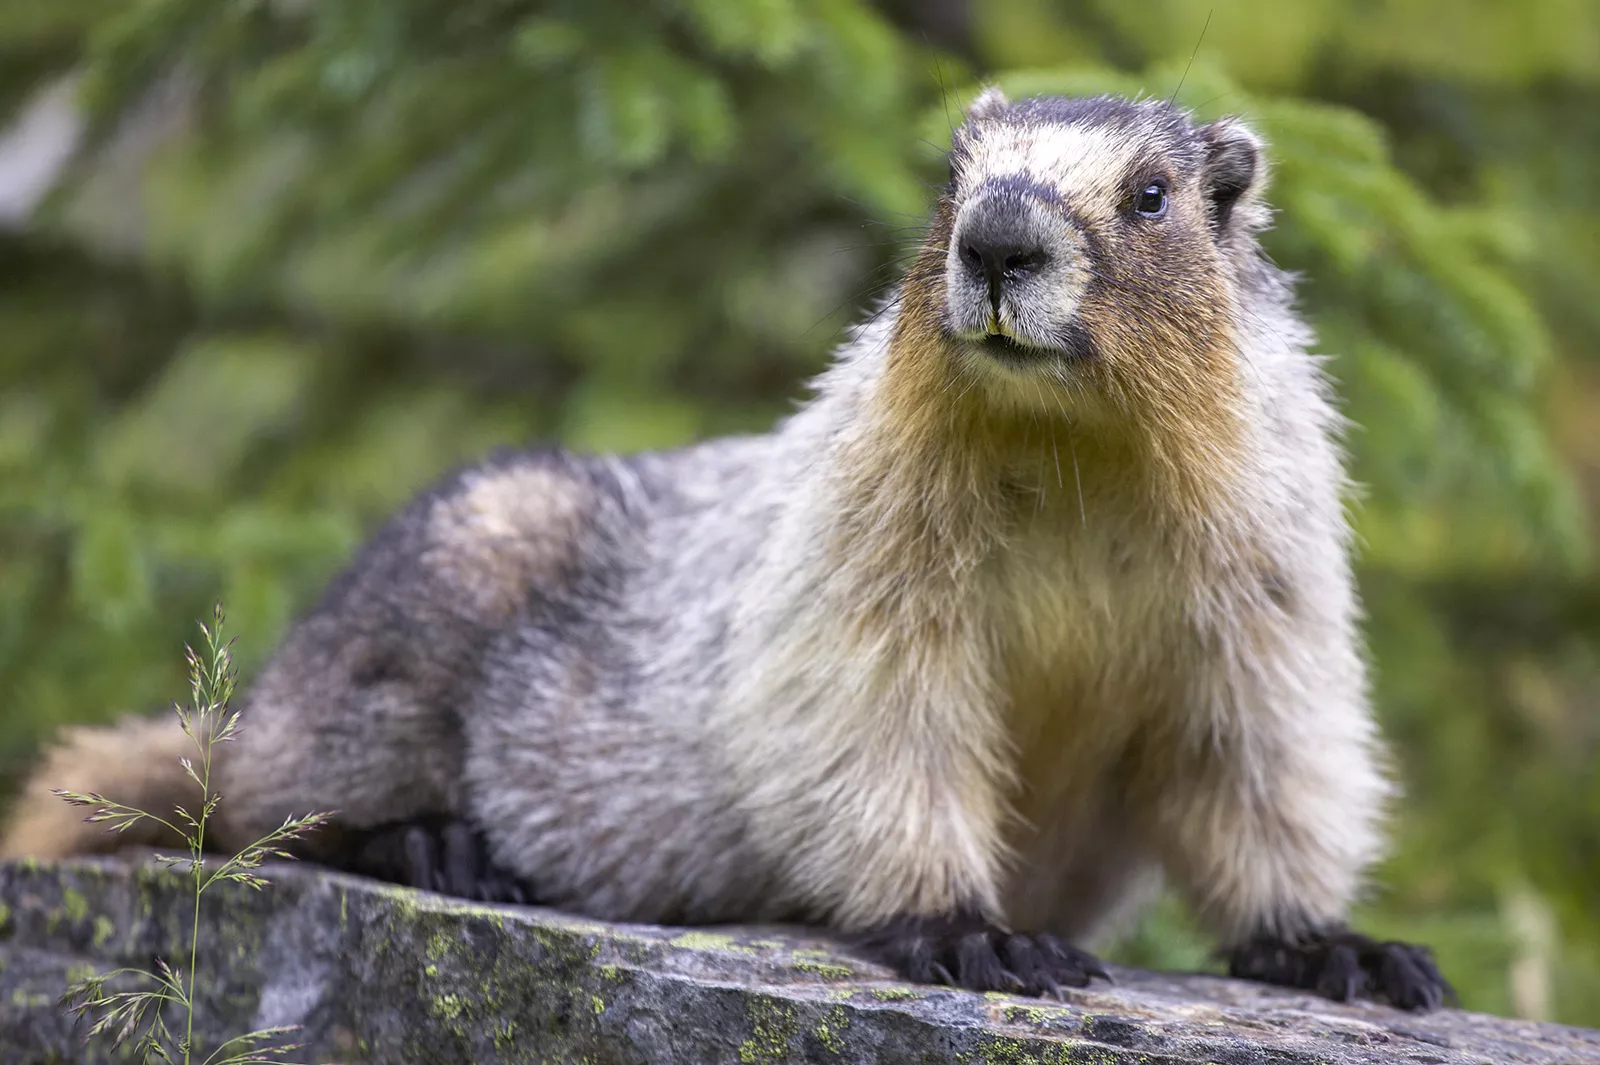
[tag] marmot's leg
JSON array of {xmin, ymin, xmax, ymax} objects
[
  {"xmin": 213, "ymin": 622, "xmax": 467, "ymax": 857},
  {"xmin": 1133, "ymin": 659, "xmax": 1452, "ymax": 1010},
  {"xmin": 725, "ymin": 644, "xmax": 1032, "ymax": 992}
]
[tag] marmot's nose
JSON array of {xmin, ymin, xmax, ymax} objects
[
  {"xmin": 950, "ymin": 184, "xmax": 1065, "ymax": 325},
  {"xmin": 959, "ymin": 238, "xmax": 1050, "ymax": 292}
]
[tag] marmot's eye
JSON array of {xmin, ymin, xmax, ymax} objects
[{"xmin": 1133, "ymin": 181, "xmax": 1168, "ymax": 218}]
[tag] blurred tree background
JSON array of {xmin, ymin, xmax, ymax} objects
[{"xmin": 1, "ymin": 0, "xmax": 1596, "ymax": 1025}]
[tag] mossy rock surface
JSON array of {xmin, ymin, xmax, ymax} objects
[{"xmin": 1, "ymin": 856, "xmax": 1596, "ymax": 1064}]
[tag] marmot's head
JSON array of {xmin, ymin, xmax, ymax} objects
[{"xmin": 905, "ymin": 88, "xmax": 1271, "ymax": 420}]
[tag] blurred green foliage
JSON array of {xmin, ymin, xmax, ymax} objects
[{"xmin": 1, "ymin": 0, "xmax": 1597, "ymax": 1026}]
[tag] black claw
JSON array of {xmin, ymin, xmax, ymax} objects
[
  {"xmin": 402, "ymin": 826, "xmax": 439, "ymax": 891},
  {"xmin": 484, "ymin": 870, "xmax": 530, "ymax": 906},
  {"xmin": 855, "ymin": 909, "xmax": 1110, "ymax": 997},
  {"xmin": 1229, "ymin": 927, "xmax": 1453, "ymax": 1012},
  {"xmin": 440, "ymin": 821, "xmax": 480, "ymax": 899},
  {"xmin": 1035, "ymin": 932, "xmax": 1103, "ymax": 988},
  {"xmin": 1001, "ymin": 935, "xmax": 1050, "ymax": 996},
  {"xmin": 1375, "ymin": 940, "xmax": 1455, "ymax": 1011},
  {"xmin": 1317, "ymin": 942, "xmax": 1363, "ymax": 1003}
]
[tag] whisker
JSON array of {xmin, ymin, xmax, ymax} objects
[
  {"xmin": 1070, "ymin": 435, "xmax": 1087, "ymax": 530},
  {"xmin": 1169, "ymin": 10, "xmax": 1213, "ymax": 107}
]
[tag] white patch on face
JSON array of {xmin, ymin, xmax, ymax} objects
[
  {"xmin": 948, "ymin": 343, "xmax": 1085, "ymax": 420},
  {"xmin": 955, "ymin": 123, "xmax": 1139, "ymax": 222}
]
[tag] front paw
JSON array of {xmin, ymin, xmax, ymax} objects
[
  {"xmin": 1228, "ymin": 927, "xmax": 1455, "ymax": 1011},
  {"xmin": 337, "ymin": 815, "xmax": 536, "ymax": 905},
  {"xmin": 855, "ymin": 908, "xmax": 1111, "ymax": 997}
]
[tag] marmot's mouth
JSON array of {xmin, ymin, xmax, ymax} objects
[
  {"xmin": 978, "ymin": 333, "xmax": 1042, "ymax": 360},
  {"xmin": 966, "ymin": 324, "xmax": 1098, "ymax": 365}
]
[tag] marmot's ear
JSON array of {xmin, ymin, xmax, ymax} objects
[
  {"xmin": 1198, "ymin": 117, "xmax": 1264, "ymax": 232},
  {"xmin": 965, "ymin": 86, "xmax": 1010, "ymax": 123}
]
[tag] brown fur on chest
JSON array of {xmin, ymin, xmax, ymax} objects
[{"xmin": 986, "ymin": 502, "xmax": 1192, "ymax": 839}]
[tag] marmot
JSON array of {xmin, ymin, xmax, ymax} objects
[{"xmin": 2, "ymin": 88, "xmax": 1452, "ymax": 1010}]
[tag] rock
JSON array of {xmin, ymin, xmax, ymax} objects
[{"xmin": 1, "ymin": 856, "xmax": 1596, "ymax": 1064}]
